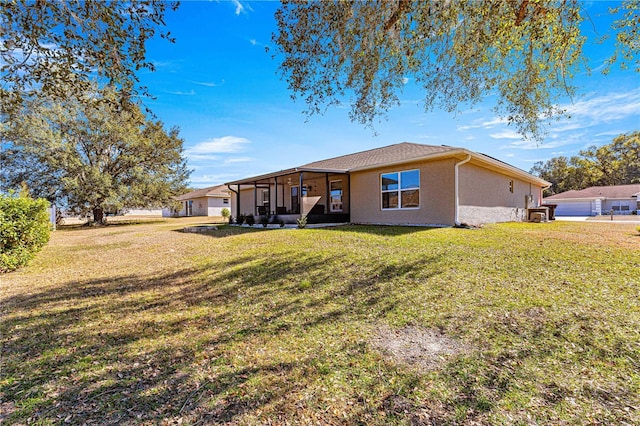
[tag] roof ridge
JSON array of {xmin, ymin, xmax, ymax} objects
[{"xmin": 300, "ymin": 141, "xmax": 455, "ymax": 168}]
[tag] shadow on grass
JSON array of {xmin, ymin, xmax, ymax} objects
[
  {"xmin": 323, "ymin": 224, "xmax": 444, "ymax": 237},
  {"xmin": 1, "ymin": 247, "xmax": 446, "ymax": 424},
  {"xmin": 179, "ymin": 223, "xmax": 445, "ymax": 239}
]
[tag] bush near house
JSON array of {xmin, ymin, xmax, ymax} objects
[{"xmin": 0, "ymin": 194, "xmax": 51, "ymax": 272}]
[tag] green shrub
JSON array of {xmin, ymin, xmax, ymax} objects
[
  {"xmin": 0, "ymin": 194, "xmax": 51, "ymax": 272},
  {"xmin": 296, "ymin": 215, "xmax": 308, "ymax": 229},
  {"xmin": 221, "ymin": 208, "xmax": 230, "ymax": 222},
  {"xmin": 237, "ymin": 213, "xmax": 245, "ymax": 225},
  {"xmin": 245, "ymin": 214, "xmax": 255, "ymax": 226}
]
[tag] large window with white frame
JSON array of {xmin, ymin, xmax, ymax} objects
[{"xmin": 381, "ymin": 169, "xmax": 420, "ymax": 210}]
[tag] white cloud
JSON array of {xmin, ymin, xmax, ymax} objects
[
  {"xmin": 457, "ymin": 116, "xmax": 509, "ymax": 131},
  {"xmin": 189, "ymin": 173, "xmax": 238, "ymax": 186},
  {"xmin": 167, "ymin": 89, "xmax": 195, "ymax": 96},
  {"xmin": 192, "ymin": 80, "xmax": 225, "ymax": 87},
  {"xmin": 594, "ymin": 129, "xmax": 627, "ymax": 137},
  {"xmin": 232, "ymin": 0, "xmax": 244, "ymax": 15},
  {"xmin": 560, "ymin": 88, "xmax": 640, "ymax": 125},
  {"xmin": 230, "ymin": 0, "xmax": 253, "ymax": 15},
  {"xmin": 224, "ymin": 157, "xmax": 253, "ymax": 164},
  {"xmin": 187, "ymin": 154, "xmax": 220, "ymax": 162},
  {"xmin": 185, "ymin": 136, "xmax": 251, "ymax": 158},
  {"xmin": 489, "ymin": 130, "xmax": 522, "ymax": 140}
]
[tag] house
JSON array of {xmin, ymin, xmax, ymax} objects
[
  {"xmin": 543, "ymin": 184, "xmax": 640, "ymax": 216},
  {"xmin": 225, "ymin": 142, "xmax": 550, "ymax": 227},
  {"xmin": 164, "ymin": 184, "xmax": 231, "ymax": 217}
]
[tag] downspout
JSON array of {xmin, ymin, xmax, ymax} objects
[
  {"xmin": 226, "ymin": 184, "xmax": 239, "ymax": 218},
  {"xmin": 454, "ymin": 154, "xmax": 472, "ymax": 226}
]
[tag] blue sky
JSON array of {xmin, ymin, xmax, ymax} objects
[{"xmin": 139, "ymin": 1, "xmax": 640, "ymax": 188}]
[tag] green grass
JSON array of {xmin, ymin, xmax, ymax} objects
[{"xmin": 2, "ymin": 219, "xmax": 639, "ymax": 424}]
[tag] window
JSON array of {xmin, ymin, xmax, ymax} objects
[
  {"xmin": 509, "ymin": 180, "xmax": 514, "ymax": 193},
  {"xmin": 381, "ymin": 169, "xmax": 420, "ymax": 210},
  {"xmin": 330, "ymin": 180, "xmax": 343, "ymax": 212},
  {"xmin": 223, "ymin": 198, "xmax": 229, "ymax": 205}
]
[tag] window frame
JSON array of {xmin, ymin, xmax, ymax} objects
[{"xmin": 380, "ymin": 169, "xmax": 420, "ymax": 211}]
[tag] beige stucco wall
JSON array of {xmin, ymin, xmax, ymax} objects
[
  {"xmin": 350, "ymin": 158, "xmax": 457, "ymax": 225},
  {"xmin": 457, "ymin": 162, "xmax": 543, "ymax": 225}
]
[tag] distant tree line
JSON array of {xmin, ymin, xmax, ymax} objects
[{"xmin": 530, "ymin": 131, "xmax": 640, "ymax": 196}]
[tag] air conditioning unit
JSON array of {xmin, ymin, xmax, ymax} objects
[{"xmin": 530, "ymin": 212, "xmax": 546, "ymax": 223}]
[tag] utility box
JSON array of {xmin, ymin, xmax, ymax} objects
[{"xmin": 530, "ymin": 212, "xmax": 546, "ymax": 223}]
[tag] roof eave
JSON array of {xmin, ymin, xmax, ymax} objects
[
  {"xmin": 347, "ymin": 149, "xmax": 466, "ymax": 173},
  {"xmin": 225, "ymin": 167, "xmax": 348, "ymax": 186},
  {"xmin": 349, "ymin": 148, "xmax": 550, "ymax": 187}
]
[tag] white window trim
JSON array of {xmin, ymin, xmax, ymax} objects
[{"xmin": 380, "ymin": 169, "xmax": 420, "ymax": 210}]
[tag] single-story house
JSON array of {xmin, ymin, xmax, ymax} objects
[
  {"xmin": 164, "ymin": 184, "xmax": 231, "ymax": 217},
  {"xmin": 225, "ymin": 142, "xmax": 551, "ymax": 227},
  {"xmin": 543, "ymin": 184, "xmax": 640, "ymax": 216}
]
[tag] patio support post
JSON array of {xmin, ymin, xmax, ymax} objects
[
  {"xmin": 325, "ymin": 173, "xmax": 330, "ymax": 214},
  {"xmin": 347, "ymin": 174, "xmax": 351, "ymax": 217},
  {"xmin": 274, "ymin": 177, "xmax": 278, "ymax": 215},
  {"xmin": 299, "ymin": 172, "xmax": 304, "ymax": 215},
  {"xmin": 254, "ymin": 183, "xmax": 257, "ymax": 216}
]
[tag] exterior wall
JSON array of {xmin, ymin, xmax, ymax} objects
[
  {"xmin": 603, "ymin": 198, "xmax": 636, "ymax": 215},
  {"xmin": 349, "ymin": 158, "xmax": 456, "ymax": 225},
  {"xmin": 173, "ymin": 196, "xmax": 230, "ymax": 217},
  {"xmin": 457, "ymin": 163, "xmax": 541, "ymax": 225},
  {"xmin": 237, "ymin": 188, "xmax": 256, "ymax": 216},
  {"xmin": 206, "ymin": 196, "xmax": 230, "ymax": 217}
]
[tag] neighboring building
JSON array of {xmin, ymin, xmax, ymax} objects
[
  {"xmin": 225, "ymin": 142, "xmax": 550, "ymax": 227},
  {"xmin": 544, "ymin": 184, "xmax": 640, "ymax": 216},
  {"xmin": 165, "ymin": 184, "xmax": 231, "ymax": 217}
]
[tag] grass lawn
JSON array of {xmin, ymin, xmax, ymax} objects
[{"xmin": 1, "ymin": 218, "xmax": 639, "ymax": 424}]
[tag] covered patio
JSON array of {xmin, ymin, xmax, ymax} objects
[{"xmin": 226, "ymin": 167, "xmax": 350, "ymax": 224}]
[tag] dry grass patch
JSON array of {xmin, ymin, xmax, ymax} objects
[
  {"xmin": 371, "ymin": 324, "xmax": 469, "ymax": 371},
  {"xmin": 1, "ymin": 218, "xmax": 639, "ymax": 425}
]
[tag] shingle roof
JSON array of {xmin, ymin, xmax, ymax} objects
[
  {"xmin": 545, "ymin": 184, "xmax": 640, "ymax": 200},
  {"xmin": 175, "ymin": 184, "xmax": 230, "ymax": 201},
  {"xmin": 224, "ymin": 141, "xmax": 549, "ymax": 186},
  {"xmin": 300, "ymin": 142, "xmax": 458, "ymax": 171}
]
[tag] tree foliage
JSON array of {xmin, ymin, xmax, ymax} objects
[
  {"xmin": 1, "ymin": 86, "xmax": 190, "ymax": 223},
  {"xmin": 0, "ymin": 193, "xmax": 50, "ymax": 273},
  {"xmin": 530, "ymin": 131, "xmax": 640, "ymax": 195},
  {"xmin": 273, "ymin": 0, "xmax": 638, "ymax": 140},
  {"xmin": 1, "ymin": 0, "xmax": 178, "ymax": 111}
]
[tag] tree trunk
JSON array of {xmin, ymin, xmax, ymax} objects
[{"xmin": 93, "ymin": 207, "xmax": 105, "ymax": 224}]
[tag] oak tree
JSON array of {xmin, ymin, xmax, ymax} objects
[
  {"xmin": 273, "ymin": 0, "xmax": 639, "ymax": 140},
  {"xmin": 1, "ymin": 86, "xmax": 190, "ymax": 223},
  {"xmin": 1, "ymin": 0, "xmax": 178, "ymax": 112}
]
